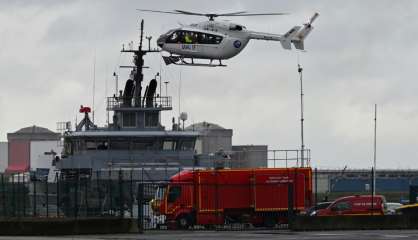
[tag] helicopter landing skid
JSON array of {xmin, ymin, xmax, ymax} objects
[{"xmin": 162, "ymin": 56, "xmax": 226, "ymax": 67}]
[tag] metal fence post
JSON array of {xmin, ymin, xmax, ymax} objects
[
  {"xmin": 96, "ymin": 171, "xmax": 102, "ymax": 216},
  {"xmin": 315, "ymin": 168, "xmax": 318, "ymax": 206},
  {"xmin": 46, "ymin": 179, "xmax": 49, "ymax": 217},
  {"xmin": 23, "ymin": 174, "xmax": 26, "ymax": 217},
  {"xmin": 74, "ymin": 175, "xmax": 78, "ymax": 218},
  {"xmin": 119, "ymin": 169, "xmax": 123, "ymax": 217},
  {"xmin": 288, "ymin": 183, "xmax": 294, "ymax": 229},
  {"xmin": 33, "ymin": 180, "xmax": 37, "ymax": 217},
  {"xmin": 85, "ymin": 176, "xmax": 89, "ymax": 217},
  {"xmin": 56, "ymin": 172, "xmax": 60, "ymax": 217},
  {"xmin": 12, "ymin": 174, "xmax": 15, "ymax": 216},
  {"xmin": 1, "ymin": 174, "xmax": 5, "ymax": 217},
  {"xmin": 109, "ymin": 169, "xmax": 113, "ymax": 215},
  {"xmin": 371, "ymin": 167, "xmax": 374, "ymax": 216},
  {"xmin": 130, "ymin": 169, "xmax": 133, "ymax": 218},
  {"xmin": 137, "ymin": 183, "xmax": 144, "ymax": 233}
]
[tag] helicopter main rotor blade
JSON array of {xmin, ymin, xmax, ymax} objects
[
  {"xmin": 137, "ymin": 9, "xmax": 184, "ymax": 15},
  {"xmin": 217, "ymin": 11, "xmax": 247, "ymax": 16},
  {"xmin": 174, "ymin": 10, "xmax": 208, "ymax": 16},
  {"xmin": 138, "ymin": 9, "xmax": 289, "ymax": 19},
  {"xmin": 221, "ymin": 12, "xmax": 289, "ymax": 16}
]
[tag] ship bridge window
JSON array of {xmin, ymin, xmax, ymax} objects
[
  {"xmin": 179, "ymin": 140, "xmax": 195, "ymax": 151},
  {"xmin": 97, "ymin": 141, "xmax": 109, "ymax": 150},
  {"xmin": 163, "ymin": 140, "xmax": 177, "ymax": 151},
  {"xmin": 166, "ymin": 30, "xmax": 223, "ymax": 45},
  {"xmin": 132, "ymin": 140, "xmax": 155, "ymax": 150},
  {"xmin": 86, "ymin": 140, "xmax": 97, "ymax": 150},
  {"xmin": 110, "ymin": 140, "xmax": 130, "ymax": 150},
  {"xmin": 145, "ymin": 112, "xmax": 159, "ymax": 128},
  {"xmin": 64, "ymin": 139, "xmax": 73, "ymax": 155},
  {"xmin": 122, "ymin": 112, "xmax": 136, "ymax": 128}
]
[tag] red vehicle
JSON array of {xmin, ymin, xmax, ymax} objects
[
  {"xmin": 315, "ymin": 195, "xmax": 387, "ymax": 216},
  {"xmin": 151, "ymin": 168, "xmax": 312, "ymax": 228}
]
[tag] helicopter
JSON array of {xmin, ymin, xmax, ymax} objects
[{"xmin": 138, "ymin": 9, "xmax": 319, "ymax": 67}]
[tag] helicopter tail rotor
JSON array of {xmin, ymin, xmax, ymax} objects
[{"xmin": 292, "ymin": 12, "xmax": 319, "ymax": 50}]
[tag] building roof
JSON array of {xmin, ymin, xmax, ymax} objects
[
  {"xmin": 185, "ymin": 121, "xmax": 225, "ymax": 131},
  {"xmin": 8, "ymin": 125, "xmax": 60, "ymax": 141},
  {"xmin": 14, "ymin": 125, "xmax": 55, "ymax": 134}
]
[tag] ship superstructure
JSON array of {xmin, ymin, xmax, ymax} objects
[{"xmin": 56, "ymin": 21, "xmax": 199, "ymax": 180}]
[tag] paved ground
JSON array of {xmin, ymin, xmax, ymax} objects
[{"xmin": 1, "ymin": 230, "xmax": 418, "ymax": 240}]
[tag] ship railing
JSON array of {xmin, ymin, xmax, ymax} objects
[
  {"xmin": 106, "ymin": 96, "xmax": 172, "ymax": 110},
  {"xmin": 195, "ymin": 148, "xmax": 311, "ymax": 169}
]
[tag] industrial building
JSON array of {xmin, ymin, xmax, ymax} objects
[
  {"xmin": 5, "ymin": 125, "xmax": 62, "ymax": 173},
  {"xmin": 186, "ymin": 121, "xmax": 268, "ymax": 168},
  {"xmin": 0, "ymin": 142, "xmax": 7, "ymax": 172},
  {"xmin": 313, "ymin": 169, "xmax": 418, "ymax": 202}
]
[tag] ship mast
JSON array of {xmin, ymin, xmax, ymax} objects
[{"xmin": 121, "ymin": 19, "xmax": 160, "ymax": 107}]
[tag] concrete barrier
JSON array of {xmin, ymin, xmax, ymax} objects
[
  {"xmin": 0, "ymin": 217, "xmax": 139, "ymax": 235},
  {"xmin": 292, "ymin": 215, "xmax": 418, "ymax": 231}
]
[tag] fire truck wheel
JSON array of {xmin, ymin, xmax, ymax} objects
[{"xmin": 176, "ymin": 214, "xmax": 191, "ymax": 229}]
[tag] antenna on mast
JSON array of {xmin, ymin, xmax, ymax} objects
[{"xmin": 92, "ymin": 48, "xmax": 96, "ymax": 123}]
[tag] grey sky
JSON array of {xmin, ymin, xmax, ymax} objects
[{"xmin": 1, "ymin": 0, "xmax": 417, "ymax": 169}]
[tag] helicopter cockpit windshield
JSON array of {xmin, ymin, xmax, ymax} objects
[
  {"xmin": 166, "ymin": 30, "xmax": 223, "ymax": 45},
  {"xmin": 229, "ymin": 24, "xmax": 246, "ymax": 31}
]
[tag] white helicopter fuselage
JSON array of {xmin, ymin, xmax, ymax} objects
[
  {"xmin": 156, "ymin": 13, "xmax": 318, "ymax": 63},
  {"xmin": 158, "ymin": 21, "xmax": 253, "ymax": 60}
]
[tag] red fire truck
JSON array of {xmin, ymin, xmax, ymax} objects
[{"xmin": 151, "ymin": 168, "xmax": 312, "ymax": 228}]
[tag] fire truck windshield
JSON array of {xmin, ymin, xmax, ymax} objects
[
  {"xmin": 167, "ymin": 186, "xmax": 182, "ymax": 203},
  {"xmin": 154, "ymin": 186, "xmax": 166, "ymax": 201}
]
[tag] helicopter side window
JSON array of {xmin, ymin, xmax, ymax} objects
[
  {"xmin": 214, "ymin": 36, "xmax": 222, "ymax": 44},
  {"xmin": 181, "ymin": 31, "xmax": 197, "ymax": 44},
  {"xmin": 166, "ymin": 31, "xmax": 181, "ymax": 43},
  {"xmin": 229, "ymin": 25, "xmax": 243, "ymax": 31}
]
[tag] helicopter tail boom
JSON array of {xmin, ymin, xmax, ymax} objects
[
  {"xmin": 248, "ymin": 25, "xmax": 300, "ymax": 50},
  {"xmin": 248, "ymin": 12, "xmax": 319, "ymax": 51}
]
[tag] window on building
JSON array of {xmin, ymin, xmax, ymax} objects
[{"xmin": 122, "ymin": 112, "xmax": 136, "ymax": 127}]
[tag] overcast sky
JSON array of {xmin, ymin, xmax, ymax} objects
[{"xmin": 1, "ymin": 0, "xmax": 417, "ymax": 169}]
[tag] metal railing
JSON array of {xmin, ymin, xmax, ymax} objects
[
  {"xmin": 196, "ymin": 149, "xmax": 311, "ymax": 169},
  {"xmin": 107, "ymin": 96, "xmax": 172, "ymax": 110}
]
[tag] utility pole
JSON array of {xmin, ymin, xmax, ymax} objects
[
  {"xmin": 373, "ymin": 104, "xmax": 377, "ymax": 195},
  {"xmin": 298, "ymin": 64, "xmax": 305, "ymax": 167}
]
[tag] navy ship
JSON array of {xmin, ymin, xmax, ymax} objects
[{"xmin": 56, "ymin": 20, "xmax": 199, "ymax": 180}]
